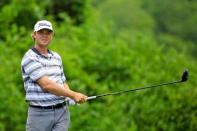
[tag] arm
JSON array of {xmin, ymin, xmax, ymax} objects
[
  {"xmin": 63, "ymin": 82, "xmax": 88, "ymax": 103},
  {"xmin": 37, "ymin": 76, "xmax": 87, "ymax": 103}
]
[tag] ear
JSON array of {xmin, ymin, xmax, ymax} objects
[{"xmin": 31, "ymin": 32, "xmax": 36, "ymax": 41}]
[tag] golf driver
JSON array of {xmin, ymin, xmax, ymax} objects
[{"xmin": 66, "ymin": 69, "xmax": 189, "ymax": 105}]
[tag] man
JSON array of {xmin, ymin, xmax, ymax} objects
[{"xmin": 21, "ymin": 20, "xmax": 87, "ymax": 131}]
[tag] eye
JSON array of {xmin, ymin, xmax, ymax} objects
[{"xmin": 37, "ymin": 29, "xmax": 53, "ymax": 35}]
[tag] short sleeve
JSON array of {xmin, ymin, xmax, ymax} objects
[{"xmin": 22, "ymin": 56, "xmax": 46, "ymax": 81}]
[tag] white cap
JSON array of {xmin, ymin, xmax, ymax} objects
[{"xmin": 34, "ymin": 20, "xmax": 53, "ymax": 32}]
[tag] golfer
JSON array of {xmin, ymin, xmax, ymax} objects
[{"xmin": 21, "ymin": 20, "xmax": 87, "ymax": 131}]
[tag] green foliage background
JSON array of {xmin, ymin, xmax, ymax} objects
[{"xmin": 0, "ymin": 0, "xmax": 196, "ymax": 131}]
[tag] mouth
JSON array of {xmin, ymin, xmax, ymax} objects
[{"xmin": 41, "ymin": 39, "xmax": 48, "ymax": 42}]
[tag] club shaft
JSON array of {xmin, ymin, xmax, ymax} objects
[{"xmin": 87, "ymin": 80, "xmax": 182, "ymax": 100}]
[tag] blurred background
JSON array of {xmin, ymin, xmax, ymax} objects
[{"xmin": 0, "ymin": 0, "xmax": 196, "ymax": 130}]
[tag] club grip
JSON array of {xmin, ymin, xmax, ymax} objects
[
  {"xmin": 86, "ymin": 96, "xmax": 97, "ymax": 100},
  {"xmin": 65, "ymin": 96, "xmax": 97, "ymax": 105}
]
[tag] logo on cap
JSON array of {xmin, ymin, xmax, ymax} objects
[{"xmin": 34, "ymin": 20, "xmax": 53, "ymax": 32}]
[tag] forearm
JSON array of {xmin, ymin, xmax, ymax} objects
[
  {"xmin": 37, "ymin": 76, "xmax": 76, "ymax": 99},
  {"xmin": 47, "ymin": 82, "xmax": 76, "ymax": 98},
  {"xmin": 63, "ymin": 83, "xmax": 71, "ymax": 91},
  {"xmin": 37, "ymin": 76, "xmax": 87, "ymax": 103}
]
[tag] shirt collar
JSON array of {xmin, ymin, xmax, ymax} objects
[{"xmin": 31, "ymin": 47, "xmax": 53, "ymax": 58}]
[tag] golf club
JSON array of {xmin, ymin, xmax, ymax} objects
[{"xmin": 66, "ymin": 69, "xmax": 189, "ymax": 105}]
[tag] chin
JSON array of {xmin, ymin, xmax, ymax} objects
[{"xmin": 41, "ymin": 42, "xmax": 50, "ymax": 45}]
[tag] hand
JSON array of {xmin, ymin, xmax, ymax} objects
[{"xmin": 73, "ymin": 92, "xmax": 87, "ymax": 104}]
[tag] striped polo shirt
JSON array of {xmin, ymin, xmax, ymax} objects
[{"xmin": 21, "ymin": 47, "xmax": 66, "ymax": 106}]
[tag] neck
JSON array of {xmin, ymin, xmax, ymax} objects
[{"xmin": 34, "ymin": 44, "xmax": 48, "ymax": 55}]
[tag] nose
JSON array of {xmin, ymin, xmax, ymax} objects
[{"xmin": 42, "ymin": 31, "xmax": 51, "ymax": 35}]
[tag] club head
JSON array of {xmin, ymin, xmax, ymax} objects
[{"xmin": 181, "ymin": 69, "xmax": 189, "ymax": 82}]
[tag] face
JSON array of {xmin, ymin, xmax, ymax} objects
[{"xmin": 32, "ymin": 29, "xmax": 53, "ymax": 47}]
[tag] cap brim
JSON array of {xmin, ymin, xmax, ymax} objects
[{"xmin": 34, "ymin": 27, "xmax": 53, "ymax": 32}]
